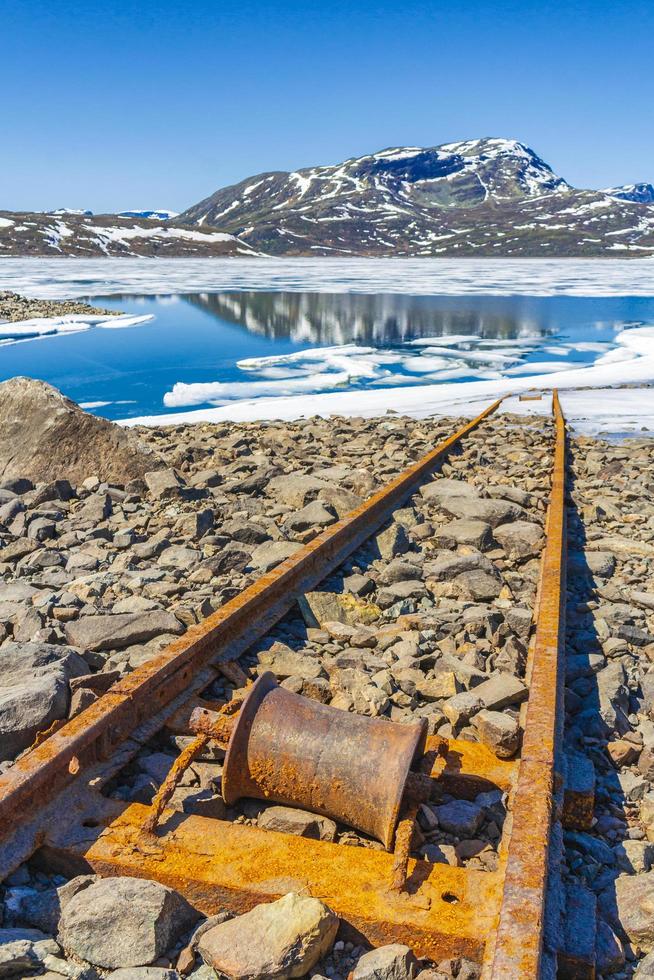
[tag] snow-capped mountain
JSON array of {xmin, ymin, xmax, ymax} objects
[
  {"xmin": 2, "ymin": 139, "xmax": 653, "ymax": 256},
  {"xmin": 0, "ymin": 212, "xmax": 257, "ymax": 257},
  {"xmin": 178, "ymin": 138, "xmax": 654, "ymax": 257},
  {"xmin": 603, "ymin": 183, "xmax": 654, "ymax": 205},
  {"xmin": 117, "ymin": 209, "xmax": 179, "ymax": 220}
]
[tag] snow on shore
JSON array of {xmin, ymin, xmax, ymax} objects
[{"xmin": 0, "ymin": 312, "xmax": 153, "ymax": 346}]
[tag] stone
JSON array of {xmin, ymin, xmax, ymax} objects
[
  {"xmin": 569, "ymin": 551, "xmax": 616, "ymax": 578},
  {"xmin": 299, "ymin": 591, "xmax": 381, "ymax": 628},
  {"xmin": 351, "ymin": 943, "xmax": 418, "ymax": 980},
  {"xmin": 615, "ymin": 840, "xmax": 654, "ymax": 874},
  {"xmin": 248, "ymin": 540, "xmax": 303, "ymax": 573},
  {"xmin": 197, "ymin": 892, "xmax": 338, "ymax": 980},
  {"xmin": 435, "ymin": 800, "xmax": 484, "ymax": 837},
  {"xmin": 267, "ymin": 475, "xmax": 330, "ymax": 508},
  {"xmin": 595, "ymin": 920, "xmax": 625, "ymax": 976},
  {"xmin": 257, "ymin": 643, "xmax": 325, "ymax": 680},
  {"xmin": 434, "ymin": 520, "xmax": 493, "ymax": 551},
  {"xmin": 472, "ymin": 710, "xmax": 520, "ymax": 758},
  {"xmin": 375, "ymin": 523, "xmax": 411, "ymax": 559},
  {"xmin": 0, "ymin": 928, "xmax": 60, "ymax": 977},
  {"xmin": 112, "ymin": 971, "xmax": 178, "ymax": 979},
  {"xmin": 145, "ymin": 468, "xmax": 185, "ymax": 498},
  {"xmin": 0, "ymin": 377, "xmax": 160, "ymax": 485},
  {"xmin": 442, "ymin": 691, "xmax": 484, "ymax": 727},
  {"xmin": 471, "ymin": 673, "xmax": 528, "ymax": 711},
  {"xmin": 636, "ymin": 952, "xmax": 654, "ymax": 977},
  {"xmin": 283, "ymin": 501, "xmax": 336, "ymax": 532},
  {"xmin": 58, "ymin": 877, "xmax": 198, "ymax": 969},
  {"xmin": 0, "ymin": 642, "xmax": 87, "ymax": 760},
  {"xmin": 493, "ymin": 521, "xmax": 545, "ymax": 559},
  {"xmin": 614, "ymin": 871, "xmax": 654, "ymax": 953},
  {"xmin": 16, "ymin": 875, "xmax": 98, "ymax": 935},
  {"xmin": 453, "ymin": 570, "xmax": 503, "ymax": 601},
  {"xmin": 589, "ymin": 536, "xmax": 654, "ymax": 559},
  {"xmin": 420, "ymin": 478, "xmax": 478, "ymax": 504},
  {"xmin": 258, "ymin": 805, "xmax": 337, "ymax": 842},
  {"xmin": 416, "ymin": 672, "xmax": 460, "ymax": 701},
  {"xmin": 64, "ymin": 611, "xmax": 184, "ymax": 652}
]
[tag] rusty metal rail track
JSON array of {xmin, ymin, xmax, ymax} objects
[
  {"xmin": 0, "ymin": 399, "xmax": 501, "ymax": 833},
  {"xmin": 0, "ymin": 394, "xmax": 576, "ymax": 977}
]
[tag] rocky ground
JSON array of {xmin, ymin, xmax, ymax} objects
[
  {"xmin": 0, "ymin": 397, "xmax": 653, "ymax": 977},
  {"xmin": 0, "ymin": 292, "xmax": 118, "ymax": 322}
]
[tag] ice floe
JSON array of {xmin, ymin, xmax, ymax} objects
[
  {"xmin": 122, "ymin": 324, "xmax": 654, "ymax": 427},
  {"xmin": 2, "ymin": 257, "xmax": 654, "ymax": 301},
  {"xmin": 0, "ymin": 312, "xmax": 153, "ymax": 346}
]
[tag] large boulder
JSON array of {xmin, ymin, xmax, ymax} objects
[
  {"xmin": 0, "ymin": 377, "xmax": 160, "ymax": 486},
  {"xmin": 0, "ymin": 642, "xmax": 88, "ymax": 760},
  {"xmin": 58, "ymin": 877, "xmax": 198, "ymax": 968},
  {"xmin": 197, "ymin": 892, "xmax": 338, "ymax": 979}
]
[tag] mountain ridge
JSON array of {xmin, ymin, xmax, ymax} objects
[{"xmin": 1, "ymin": 138, "xmax": 653, "ymax": 257}]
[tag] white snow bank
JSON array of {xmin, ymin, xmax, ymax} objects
[
  {"xmin": 2, "ymin": 257, "xmax": 654, "ymax": 301},
  {"xmin": 0, "ymin": 312, "xmax": 153, "ymax": 346},
  {"xmin": 121, "ymin": 324, "xmax": 654, "ymax": 427}
]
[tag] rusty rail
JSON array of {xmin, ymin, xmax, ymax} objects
[
  {"xmin": 481, "ymin": 389, "xmax": 567, "ymax": 978},
  {"xmin": 0, "ymin": 393, "xmax": 576, "ymax": 976},
  {"xmin": 0, "ymin": 398, "xmax": 501, "ymax": 834}
]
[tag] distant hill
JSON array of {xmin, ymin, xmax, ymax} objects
[
  {"xmin": 2, "ymin": 138, "xmax": 653, "ymax": 256},
  {"xmin": 0, "ymin": 211, "xmax": 257, "ymax": 257}
]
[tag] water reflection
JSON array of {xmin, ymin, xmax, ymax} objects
[{"xmin": 181, "ymin": 291, "xmax": 548, "ymax": 346}]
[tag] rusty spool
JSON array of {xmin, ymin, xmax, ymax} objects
[{"xmin": 221, "ymin": 671, "xmax": 428, "ymax": 850}]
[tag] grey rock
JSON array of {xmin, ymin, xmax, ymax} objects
[
  {"xmin": 283, "ymin": 501, "xmax": 336, "ymax": 532},
  {"xmin": 472, "ymin": 709, "xmax": 520, "ymax": 758},
  {"xmin": 351, "ymin": 943, "xmax": 417, "ymax": 980},
  {"xmin": 145, "ymin": 468, "xmax": 185, "ymax": 498},
  {"xmin": 112, "ymin": 970, "xmax": 178, "ymax": 979},
  {"xmin": 258, "ymin": 805, "xmax": 337, "ymax": 842},
  {"xmin": 435, "ymin": 800, "xmax": 484, "ymax": 837},
  {"xmin": 248, "ymin": 540, "xmax": 303, "ymax": 573},
  {"xmin": 636, "ymin": 952, "xmax": 654, "ymax": 977},
  {"xmin": 0, "ymin": 377, "xmax": 159, "ymax": 485},
  {"xmin": 434, "ymin": 520, "xmax": 493, "ymax": 551},
  {"xmin": 197, "ymin": 892, "xmax": 338, "ymax": 980},
  {"xmin": 64, "ymin": 611, "xmax": 183, "ymax": 652},
  {"xmin": 267, "ymin": 474, "xmax": 330, "ymax": 508},
  {"xmin": 493, "ymin": 521, "xmax": 545, "ymax": 559},
  {"xmin": 16, "ymin": 875, "xmax": 98, "ymax": 935},
  {"xmin": 375, "ymin": 523, "xmax": 410, "ymax": 559},
  {"xmin": 58, "ymin": 877, "xmax": 198, "ymax": 969},
  {"xmin": 453, "ymin": 569, "xmax": 503, "ymax": 601},
  {"xmin": 471, "ymin": 673, "xmax": 528, "ymax": 711},
  {"xmin": 0, "ymin": 642, "xmax": 88, "ymax": 760},
  {"xmin": 0, "ymin": 928, "xmax": 60, "ymax": 977},
  {"xmin": 257, "ymin": 643, "xmax": 325, "ymax": 681},
  {"xmin": 614, "ymin": 871, "xmax": 654, "ymax": 953}
]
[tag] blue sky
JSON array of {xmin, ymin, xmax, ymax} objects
[{"xmin": 2, "ymin": 0, "xmax": 652, "ymax": 214}]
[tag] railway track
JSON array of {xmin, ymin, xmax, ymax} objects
[{"xmin": 0, "ymin": 393, "xmax": 588, "ymax": 978}]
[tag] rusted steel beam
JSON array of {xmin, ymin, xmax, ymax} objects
[
  {"xmin": 44, "ymin": 801, "xmax": 501, "ymax": 962},
  {"xmin": 0, "ymin": 399, "xmax": 502, "ymax": 837},
  {"xmin": 481, "ymin": 390, "xmax": 567, "ymax": 979}
]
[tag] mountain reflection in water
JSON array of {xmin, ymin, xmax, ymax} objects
[{"xmin": 181, "ymin": 291, "xmax": 548, "ymax": 346}]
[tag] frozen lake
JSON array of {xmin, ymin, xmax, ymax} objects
[{"xmin": 0, "ymin": 258, "xmax": 653, "ymax": 427}]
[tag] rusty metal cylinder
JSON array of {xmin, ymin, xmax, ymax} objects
[{"xmin": 221, "ymin": 671, "xmax": 427, "ymax": 849}]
